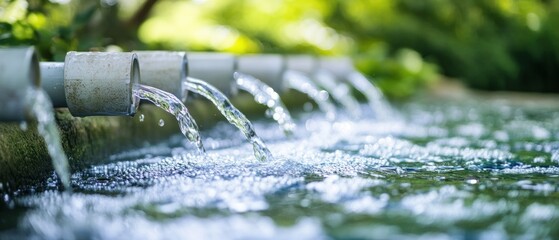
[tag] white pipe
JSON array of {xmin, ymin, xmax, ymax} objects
[
  {"xmin": 236, "ymin": 54, "xmax": 285, "ymax": 93},
  {"xmin": 285, "ymin": 55, "xmax": 318, "ymax": 76},
  {"xmin": 0, "ymin": 47, "xmax": 40, "ymax": 121},
  {"xmin": 40, "ymin": 62, "xmax": 66, "ymax": 108},
  {"xmin": 134, "ymin": 51, "xmax": 188, "ymax": 101},
  {"xmin": 64, "ymin": 52, "xmax": 140, "ymax": 117},
  {"xmin": 187, "ymin": 52, "xmax": 237, "ymax": 96},
  {"xmin": 318, "ymin": 57, "xmax": 355, "ymax": 79}
]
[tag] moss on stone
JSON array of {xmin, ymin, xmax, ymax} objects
[{"xmin": 0, "ymin": 92, "xmax": 311, "ymax": 191}]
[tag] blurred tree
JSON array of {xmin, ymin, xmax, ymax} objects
[{"xmin": 1, "ymin": 0, "xmax": 558, "ymax": 97}]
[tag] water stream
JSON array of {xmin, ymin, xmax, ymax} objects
[
  {"xmin": 185, "ymin": 77, "xmax": 273, "ymax": 161},
  {"xmin": 346, "ymin": 72, "xmax": 393, "ymax": 120},
  {"xmin": 133, "ymin": 84, "xmax": 205, "ymax": 153},
  {"xmin": 25, "ymin": 88, "xmax": 71, "ymax": 190},
  {"xmin": 283, "ymin": 70, "xmax": 337, "ymax": 120},
  {"xmin": 234, "ymin": 72, "xmax": 295, "ymax": 136},
  {"xmin": 314, "ymin": 71, "xmax": 362, "ymax": 118}
]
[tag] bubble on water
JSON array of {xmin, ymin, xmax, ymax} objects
[
  {"xmin": 494, "ymin": 130, "xmax": 509, "ymax": 142},
  {"xmin": 552, "ymin": 151, "xmax": 559, "ymax": 163},
  {"xmin": 532, "ymin": 126, "xmax": 550, "ymax": 140},
  {"xmin": 139, "ymin": 114, "xmax": 144, "ymax": 122},
  {"xmin": 343, "ymin": 195, "xmax": 388, "ymax": 214},
  {"xmin": 522, "ymin": 203, "xmax": 558, "ymax": 222},
  {"xmin": 466, "ymin": 178, "xmax": 479, "ymax": 184},
  {"xmin": 533, "ymin": 157, "xmax": 546, "ymax": 163},
  {"xmin": 456, "ymin": 122, "xmax": 485, "ymax": 138},
  {"xmin": 159, "ymin": 119, "xmax": 165, "ymax": 127},
  {"xmin": 306, "ymin": 176, "xmax": 384, "ymax": 203}
]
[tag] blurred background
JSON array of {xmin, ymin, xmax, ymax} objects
[{"xmin": 1, "ymin": 0, "xmax": 558, "ymax": 99}]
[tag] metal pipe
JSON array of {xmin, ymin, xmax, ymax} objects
[
  {"xmin": 64, "ymin": 52, "xmax": 140, "ymax": 117},
  {"xmin": 40, "ymin": 62, "xmax": 67, "ymax": 108},
  {"xmin": 187, "ymin": 52, "xmax": 237, "ymax": 96},
  {"xmin": 285, "ymin": 55, "xmax": 318, "ymax": 76},
  {"xmin": 0, "ymin": 47, "xmax": 40, "ymax": 121},
  {"xmin": 318, "ymin": 57, "xmax": 355, "ymax": 80},
  {"xmin": 236, "ymin": 54, "xmax": 285, "ymax": 93},
  {"xmin": 134, "ymin": 51, "xmax": 188, "ymax": 101}
]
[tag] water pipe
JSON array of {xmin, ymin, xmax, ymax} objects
[
  {"xmin": 134, "ymin": 51, "xmax": 188, "ymax": 101},
  {"xmin": 236, "ymin": 54, "xmax": 285, "ymax": 93},
  {"xmin": 0, "ymin": 47, "xmax": 40, "ymax": 121},
  {"xmin": 65, "ymin": 52, "xmax": 140, "ymax": 116},
  {"xmin": 40, "ymin": 52, "xmax": 140, "ymax": 117},
  {"xmin": 317, "ymin": 57, "xmax": 355, "ymax": 80},
  {"xmin": 186, "ymin": 52, "xmax": 237, "ymax": 96},
  {"xmin": 40, "ymin": 62, "xmax": 67, "ymax": 108},
  {"xmin": 285, "ymin": 55, "xmax": 318, "ymax": 76}
]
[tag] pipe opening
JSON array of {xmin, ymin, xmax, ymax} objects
[
  {"xmin": 27, "ymin": 49, "xmax": 40, "ymax": 89},
  {"xmin": 180, "ymin": 53, "xmax": 189, "ymax": 102},
  {"xmin": 130, "ymin": 56, "xmax": 141, "ymax": 115}
]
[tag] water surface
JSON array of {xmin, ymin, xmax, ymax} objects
[{"xmin": 2, "ymin": 96, "xmax": 559, "ymax": 239}]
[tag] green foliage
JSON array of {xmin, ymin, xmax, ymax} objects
[
  {"xmin": 1, "ymin": 0, "xmax": 558, "ymax": 97},
  {"xmin": 329, "ymin": 0, "xmax": 559, "ymax": 93}
]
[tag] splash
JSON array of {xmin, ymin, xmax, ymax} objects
[
  {"xmin": 234, "ymin": 72, "xmax": 295, "ymax": 135},
  {"xmin": 185, "ymin": 77, "xmax": 273, "ymax": 161},
  {"xmin": 133, "ymin": 84, "xmax": 205, "ymax": 153},
  {"xmin": 283, "ymin": 70, "xmax": 337, "ymax": 120},
  {"xmin": 25, "ymin": 88, "xmax": 71, "ymax": 190}
]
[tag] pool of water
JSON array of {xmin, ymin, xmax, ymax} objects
[{"xmin": 2, "ymin": 96, "xmax": 559, "ymax": 239}]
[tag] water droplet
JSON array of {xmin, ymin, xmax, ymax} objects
[
  {"xmin": 139, "ymin": 114, "xmax": 144, "ymax": 122},
  {"xmin": 159, "ymin": 119, "xmax": 165, "ymax": 127},
  {"xmin": 265, "ymin": 109, "xmax": 274, "ymax": 118},
  {"xmin": 19, "ymin": 121, "xmax": 28, "ymax": 131},
  {"xmin": 303, "ymin": 102, "xmax": 314, "ymax": 112}
]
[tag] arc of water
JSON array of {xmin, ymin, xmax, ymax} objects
[
  {"xmin": 283, "ymin": 70, "xmax": 337, "ymax": 120},
  {"xmin": 133, "ymin": 84, "xmax": 205, "ymax": 153},
  {"xmin": 346, "ymin": 72, "xmax": 393, "ymax": 120},
  {"xmin": 314, "ymin": 71, "xmax": 362, "ymax": 119},
  {"xmin": 234, "ymin": 72, "xmax": 295, "ymax": 136},
  {"xmin": 185, "ymin": 77, "xmax": 273, "ymax": 161},
  {"xmin": 25, "ymin": 88, "xmax": 72, "ymax": 191}
]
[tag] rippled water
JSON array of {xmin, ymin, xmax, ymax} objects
[{"xmin": 2, "ymin": 96, "xmax": 559, "ymax": 239}]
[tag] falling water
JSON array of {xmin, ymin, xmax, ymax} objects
[
  {"xmin": 346, "ymin": 72, "xmax": 393, "ymax": 120},
  {"xmin": 234, "ymin": 72, "xmax": 295, "ymax": 135},
  {"xmin": 25, "ymin": 88, "xmax": 71, "ymax": 190},
  {"xmin": 133, "ymin": 84, "xmax": 205, "ymax": 153},
  {"xmin": 185, "ymin": 77, "xmax": 273, "ymax": 161},
  {"xmin": 315, "ymin": 71, "xmax": 362, "ymax": 119},
  {"xmin": 283, "ymin": 70, "xmax": 337, "ymax": 120}
]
